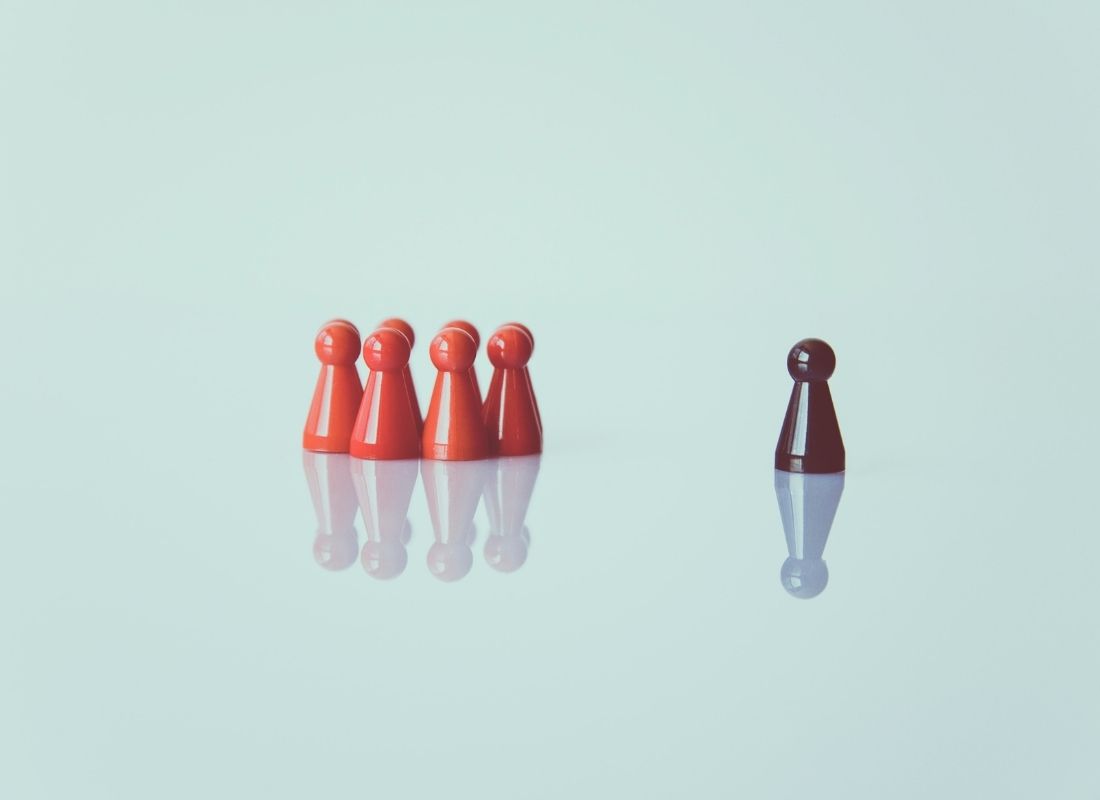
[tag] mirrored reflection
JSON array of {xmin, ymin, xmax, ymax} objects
[
  {"xmin": 303, "ymin": 454, "xmax": 543, "ymax": 579},
  {"xmin": 421, "ymin": 459, "xmax": 491, "ymax": 582},
  {"xmin": 302, "ymin": 452, "xmax": 360, "ymax": 570},
  {"xmin": 483, "ymin": 455, "xmax": 541, "ymax": 573},
  {"xmin": 350, "ymin": 458, "xmax": 418, "ymax": 580},
  {"xmin": 774, "ymin": 470, "xmax": 844, "ymax": 599}
]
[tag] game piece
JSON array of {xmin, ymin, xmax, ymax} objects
[
  {"xmin": 483, "ymin": 324, "xmax": 542, "ymax": 456},
  {"xmin": 482, "ymin": 455, "xmax": 541, "ymax": 572},
  {"xmin": 775, "ymin": 338, "xmax": 845, "ymax": 473},
  {"xmin": 302, "ymin": 451, "xmax": 360, "ymax": 570},
  {"xmin": 421, "ymin": 459, "xmax": 491, "ymax": 581},
  {"xmin": 349, "ymin": 327, "xmax": 422, "ymax": 460},
  {"xmin": 442, "ymin": 319, "xmax": 482, "ymax": 402},
  {"xmin": 501, "ymin": 322, "xmax": 541, "ymax": 429},
  {"xmin": 377, "ymin": 317, "xmax": 422, "ymax": 430},
  {"xmin": 774, "ymin": 470, "xmax": 844, "ymax": 599},
  {"xmin": 303, "ymin": 319, "xmax": 363, "ymax": 453},
  {"xmin": 422, "ymin": 327, "xmax": 489, "ymax": 460},
  {"xmin": 350, "ymin": 457, "xmax": 418, "ymax": 579}
]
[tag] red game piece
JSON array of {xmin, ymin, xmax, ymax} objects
[
  {"xmin": 501, "ymin": 321, "xmax": 541, "ymax": 430},
  {"xmin": 422, "ymin": 459, "xmax": 491, "ymax": 581},
  {"xmin": 442, "ymin": 319, "xmax": 482, "ymax": 402},
  {"xmin": 302, "ymin": 451, "xmax": 359, "ymax": 570},
  {"xmin": 349, "ymin": 327, "xmax": 422, "ymax": 460},
  {"xmin": 351, "ymin": 457, "xmax": 418, "ymax": 579},
  {"xmin": 377, "ymin": 317, "xmax": 422, "ymax": 431},
  {"xmin": 775, "ymin": 338, "xmax": 845, "ymax": 474},
  {"xmin": 483, "ymin": 324, "xmax": 542, "ymax": 456},
  {"xmin": 483, "ymin": 455, "xmax": 541, "ymax": 572},
  {"xmin": 422, "ymin": 327, "xmax": 489, "ymax": 461},
  {"xmin": 303, "ymin": 320, "xmax": 363, "ymax": 453}
]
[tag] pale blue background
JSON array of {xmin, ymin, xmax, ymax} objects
[{"xmin": 1, "ymin": 2, "xmax": 1098, "ymax": 798}]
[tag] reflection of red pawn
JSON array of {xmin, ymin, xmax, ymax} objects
[
  {"xmin": 483, "ymin": 324, "xmax": 542, "ymax": 456},
  {"xmin": 349, "ymin": 328, "xmax": 422, "ymax": 460},
  {"xmin": 422, "ymin": 327, "xmax": 489, "ymax": 461},
  {"xmin": 442, "ymin": 319, "xmax": 482, "ymax": 403},
  {"xmin": 303, "ymin": 320, "xmax": 363, "ymax": 453},
  {"xmin": 422, "ymin": 460, "xmax": 490, "ymax": 582},
  {"xmin": 378, "ymin": 317, "xmax": 422, "ymax": 432}
]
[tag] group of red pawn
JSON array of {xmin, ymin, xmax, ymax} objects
[{"xmin": 304, "ymin": 318, "xmax": 542, "ymax": 460}]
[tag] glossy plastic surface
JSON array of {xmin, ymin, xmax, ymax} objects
[
  {"xmin": 377, "ymin": 317, "xmax": 422, "ymax": 432},
  {"xmin": 302, "ymin": 320, "xmax": 364, "ymax": 453},
  {"xmin": 482, "ymin": 455, "xmax": 541, "ymax": 572},
  {"xmin": 774, "ymin": 470, "xmax": 844, "ymax": 599},
  {"xmin": 422, "ymin": 327, "xmax": 490, "ymax": 461},
  {"xmin": 301, "ymin": 451, "xmax": 359, "ymax": 570},
  {"xmin": 483, "ymin": 324, "xmax": 543, "ymax": 457},
  {"xmin": 350, "ymin": 457, "xmax": 418, "ymax": 579},
  {"xmin": 774, "ymin": 338, "xmax": 845, "ymax": 473},
  {"xmin": 421, "ymin": 459, "xmax": 492, "ymax": 581},
  {"xmin": 349, "ymin": 327, "xmax": 422, "ymax": 460},
  {"xmin": 442, "ymin": 319, "xmax": 483, "ymax": 403}
]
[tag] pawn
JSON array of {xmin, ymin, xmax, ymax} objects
[
  {"xmin": 422, "ymin": 327, "xmax": 489, "ymax": 461},
  {"xmin": 483, "ymin": 455, "xmax": 541, "ymax": 573},
  {"xmin": 774, "ymin": 470, "xmax": 845, "ymax": 599},
  {"xmin": 302, "ymin": 451, "xmax": 359, "ymax": 570},
  {"xmin": 442, "ymin": 319, "xmax": 482, "ymax": 403},
  {"xmin": 349, "ymin": 327, "xmax": 422, "ymax": 460},
  {"xmin": 422, "ymin": 459, "xmax": 491, "ymax": 581},
  {"xmin": 483, "ymin": 324, "xmax": 542, "ymax": 456},
  {"xmin": 378, "ymin": 317, "xmax": 422, "ymax": 432},
  {"xmin": 350, "ymin": 457, "xmax": 418, "ymax": 579},
  {"xmin": 775, "ymin": 338, "xmax": 845, "ymax": 473},
  {"xmin": 501, "ymin": 322, "xmax": 541, "ymax": 430},
  {"xmin": 303, "ymin": 320, "xmax": 363, "ymax": 453}
]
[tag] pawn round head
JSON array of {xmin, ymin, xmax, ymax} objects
[
  {"xmin": 361, "ymin": 539, "xmax": 408, "ymax": 579},
  {"xmin": 363, "ymin": 327, "xmax": 411, "ymax": 372},
  {"xmin": 378, "ymin": 317, "xmax": 415, "ymax": 349},
  {"xmin": 502, "ymin": 322, "xmax": 535, "ymax": 352},
  {"xmin": 315, "ymin": 321, "xmax": 362, "ymax": 365},
  {"xmin": 443, "ymin": 319, "xmax": 480, "ymax": 349},
  {"xmin": 787, "ymin": 338, "xmax": 836, "ymax": 382},
  {"xmin": 427, "ymin": 542, "xmax": 473, "ymax": 582},
  {"xmin": 484, "ymin": 529, "xmax": 529, "ymax": 573},
  {"xmin": 430, "ymin": 327, "xmax": 477, "ymax": 372},
  {"xmin": 487, "ymin": 325, "xmax": 534, "ymax": 369},
  {"xmin": 313, "ymin": 529, "xmax": 359, "ymax": 571},
  {"xmin": 780, "ymin": 557, "xmax": 829, "ymax": 599}
]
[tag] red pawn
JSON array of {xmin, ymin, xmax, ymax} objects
[
  {"xmin": 422, "ymin": 327, "xmax": 489, "ymax": 461},
  {"xmin": 483, "ymin": 324, "xmax": 542, "ymax": 456},
  {"xmin": 303, "ymin": 320, "xmax": 363, "ymax": 453},
  {"xmin": 378, "ymin": 317, "xmax": 422, "ymax": 432},
  {"xmin": 349, "ymin": 328, "xmax": 422, "ymax": 460},
  {"xmin": 442, "ymin": 319, "xmax": 482, "ymax": 403}
]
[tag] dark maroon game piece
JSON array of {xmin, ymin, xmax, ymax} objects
[{"xmin": 775, "ymin": 338, "xmax": 845, "ymax": 474}]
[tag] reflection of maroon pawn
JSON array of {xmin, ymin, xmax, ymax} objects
[
  {"xmin": 303, "ymin": 320, "xmax": 363, "ymax": 453},
  {"xmin": 775, "ymin": 338, "xmax": 845, "ymax": 474},
  {"xmin": 442, "ymin": 320, "xmax": 482, "ymax": 403},
  {"xmin": 421, "ymin": 460, "xmax": 490, "ymax": 582},
  {"xmin": 483, "ymin": 325, "xmax": 542, "ymax": 456},
  {"xmin": 378, "ymin": 317, "xmax": 422, "ymax": 433},
  {"xmin": 483, "ymin": 455, "xmax": 541, "ymax": 573},
  {"xmin": 350, "ymin": 458, "xmax": 418, "ymax": 580},
  {"xmin": 422, "ymin": 328, "xmax": 489, "ymax": 461},
  {"xmin": 302, "ymin": 451, "xmax": 359, "ymax": 570},
  {"xmin": 349, "ymin": 328, "xmax": 422, "ymax": 460}
]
